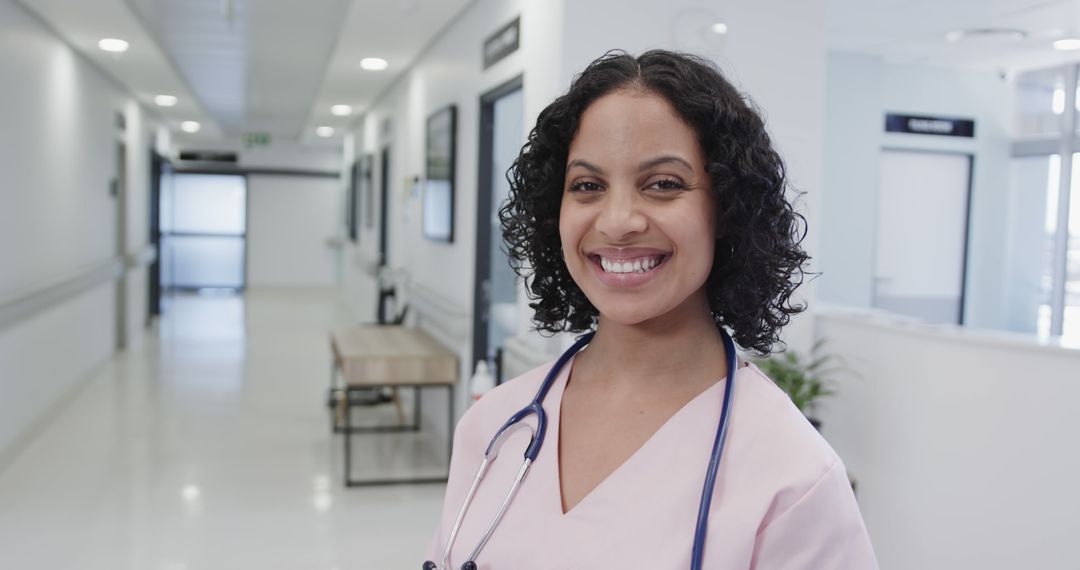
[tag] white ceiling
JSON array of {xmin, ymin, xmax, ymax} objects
[
  {"xmin": 827, "ymin": 0, "xmax": 1080, "ymax": 70},
  {"xmin": 17, "ymin": 0, "xmax": 1080, "ymax": 145},
  {"xmin": 16, "ymin": 0, "xmax": 472, "ymax": 144}
]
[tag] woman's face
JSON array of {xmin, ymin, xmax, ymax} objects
[{"xmin": 559, "ymin": 88, "xmax": 716, "ymax": 328}]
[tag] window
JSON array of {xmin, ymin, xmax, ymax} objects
[{"xmin": 1011, "ymin": 65, "xmax": 1080, "ymax": 344}]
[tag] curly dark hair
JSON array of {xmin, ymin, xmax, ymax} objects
[{"xmin": 499, "ymin": 49, "xmax": 809, "ymax": 355}]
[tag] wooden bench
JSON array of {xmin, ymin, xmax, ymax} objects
[{"xmin": 329, "ymin": 324, "xmax": 457, "ymax": 487}]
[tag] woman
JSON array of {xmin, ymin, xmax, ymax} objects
[{"xmin": 425, "ymin": 50, "xmax": 877, "ymax": 569}]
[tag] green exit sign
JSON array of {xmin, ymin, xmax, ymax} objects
[{"xmin": 244, "ymin": 132, "xmax": 272, "ymax": 147}]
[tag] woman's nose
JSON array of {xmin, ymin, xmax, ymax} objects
[{"xmin": 594, "ymin": 186, "xmax": 647, "ymax": 240}]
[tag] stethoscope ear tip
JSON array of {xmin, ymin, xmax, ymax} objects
[
  {"xmin": 462, "ymin": 562, "xmax": 478, "ymax": 570},
  {"xmin": 422, "ymin": 562, "xmax": 437, "ymax": 570}
]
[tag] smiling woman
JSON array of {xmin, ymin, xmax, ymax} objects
[{"xmin": 425, "ymin": 50, "xmax": 878, "ymax": 570}]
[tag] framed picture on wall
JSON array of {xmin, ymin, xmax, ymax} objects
[
  {"xmin": 424, "ymin": 105, "xmax": 456, "ymax": 243},
  {"xmin": 347, "ymin": 159, "xmax": 360, "ymax": 242}
]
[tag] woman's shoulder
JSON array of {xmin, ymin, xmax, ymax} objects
[{"xmin": 729, "ymin": 361, "xmax": 844, "ymax": 486}]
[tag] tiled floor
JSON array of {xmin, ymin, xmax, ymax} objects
[{"xmin": 0, "ymin": 289, "xmax": 445, "ymax": 570}]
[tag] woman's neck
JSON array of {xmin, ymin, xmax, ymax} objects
[{"xmin": 575, "ymin": 295, "xmax": 730, "ymax": 395}]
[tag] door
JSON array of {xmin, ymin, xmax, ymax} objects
[
  {"xmin": 114, "ymin": 141, "xmax": 128, "ymax": 350},
  {"xmin": 159, "ymin": 173, "xmax": 247, "ymax": 292},
  {"xmin": 873, "ymin": 149, "xmax": 973, "ymax": 324},
  {"xmin": 473, "ymin": 77, "xmax": 524, "ymax": 382},
  {"xmin": 377, "ymin": 146, "xmax": 394, "ymax": 323},
  {"xmin": 148, "ymin": 151, "xmax": 165, "ymax": 319}
]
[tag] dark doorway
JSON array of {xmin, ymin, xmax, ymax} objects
[
  {"xmin": 376, "ymin": 146, "xmax": 394, "ymax": 323},
  {"xmin": 148, "ymin": 150, "xmax": 165, "ymax": 320},
  {"xmin": 379, "ymin": 146, "xmax": 390, "ymax": 267},
  {"xmin": 472, "ymin": 75, "xmax": 523, "ymax": 383}
]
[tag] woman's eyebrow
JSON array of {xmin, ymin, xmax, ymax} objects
[
  {"xmin": 638, "ymin": 155, "xmax": 693, "ymax": 172},
  {"xmin": 566, "ymin": 159, "xmax": 605, "ymax": 174}
]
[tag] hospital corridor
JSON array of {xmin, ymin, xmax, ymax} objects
[{"xmin": 1, "ymin": 0, "xmax": 1079, "ymax": 568}]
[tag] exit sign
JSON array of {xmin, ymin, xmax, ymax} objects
[{"xmin": 244, "ymin": 132, "xmax": 272, "ymax": 147}]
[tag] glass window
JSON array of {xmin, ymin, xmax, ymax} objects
[
  {"xmin": 1015, "ymin": 67, "xmax": 1066, "ymax": 138},
  {"xmin": 159, "ymin": 173, "xmax": 247, "ymax": 291},
  {"xmin": 1006, "ymin": 155, "xmax": 1059, "ymax": 335},
  {"xmin": 161, "ymin": 236, "xmax": 245, "ymax": 289},
  {"xmin": 167, "ymin": 174, "xmax": 246, "ymax": 235},
  {"xmin": 1065, "ymin": 155, "xmax": 1080, "ymax": 344}
]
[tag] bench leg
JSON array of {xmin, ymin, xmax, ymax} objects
[
  {"xmin": 326, "ymin": 354, "xmax": 339, "ymax": 408},
  {"xmin": 343, "ymin": 386, "xmax": 352, "ymax": 484},
  {"xmin": 447, "ymin": 385, "xmax": 454, "ymax": 462},
  {"xmin": 341, "ymin": 384, "xmax": 455, "ymax": 488},
  {"xmin": 391, "ymin": 387, "xmax": 405, "ymax": 426},
  {"xmin": 413, "ymin": 386, "xmax": 422, "ymax": 432}
]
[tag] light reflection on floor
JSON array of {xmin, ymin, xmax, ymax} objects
[{"xmin": 0, "ymin": 289, "xmax": 445, "ymax": 570}]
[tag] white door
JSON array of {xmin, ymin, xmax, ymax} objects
[{"xmin": 874, "ymin": 150, "xmax": 971, "ymax": 324}]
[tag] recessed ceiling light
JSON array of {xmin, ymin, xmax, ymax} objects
[
  {"xmin": 181, "ymin": 485, "xmax": 200, "ymax": 501},
  {"xmin": 316, "ymin": 126, "xmax": 335, "ymax": 137},
  {"xmin": 180, "ymin": 121, "xmax": 201, "ymax": 133},
  {"xmin": 98, "ymin": 38, "xmax": 129, "ymax": 53},
  {"xmin": 331, "ymin": 104, "xmax": 353, "ymax": 116},
  {"xmin": 154, "ymin": 95, "xmax": 178, "ymax": 107},
  {"xmin": 1054, "ymin": 38, "xmax": 1080, "ymax": 51},
  {"xmin": 359, "ymin": 57, "xmax": 388, "ymax": 71},
  {"xmin": 710, "ymin": 22, "xmax": 728, "ymax": 35},
  {"xmin": 945, "ymin": 28, "xmax": 1026, "ymax": 43}
]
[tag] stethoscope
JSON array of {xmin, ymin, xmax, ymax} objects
[{"xmin": 424, "ymin": 328, "xmax": 737, "ymax": 570}]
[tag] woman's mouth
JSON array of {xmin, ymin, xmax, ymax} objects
[
  {"xmin": 587, "ymin": 253, "xmax": 670, "ymax": 287},
  {"xmin": 596, "ymin": 254, "xmax": 667, "ymax": 274}
]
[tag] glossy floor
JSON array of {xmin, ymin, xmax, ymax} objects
[{"xmin": 0, "ymin": 289, "xmax": 446, "ymax": 569}]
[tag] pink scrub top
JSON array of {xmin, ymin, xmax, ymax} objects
[{"xmin": 426, "ymin": 355, "xmax": 879, "ymax": 569}]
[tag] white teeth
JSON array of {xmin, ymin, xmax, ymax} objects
[{"xmin": 598, "ymin": 256, "xmax": 663, "ymax": 274}]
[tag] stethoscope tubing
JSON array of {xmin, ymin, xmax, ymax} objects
[{"xmin": 690, "ymin": 328, "xmax": 737, "ymax": 570}]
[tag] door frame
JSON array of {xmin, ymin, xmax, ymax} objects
[
  {"xmin": 875, "ymin": 146, "xmax": 975, "ymax": 325},
  {"xmin": 472, "ymin": 74, "xmax": 524, "ymax": 377}
]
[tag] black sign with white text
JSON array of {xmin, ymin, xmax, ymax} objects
[
  {"xmin": 885, "ymin": 113, "xmax": 975, "ymax": 138},
  {"xmin": 483, "ymin": 17, "xmax": 520, "ymax": 70}
]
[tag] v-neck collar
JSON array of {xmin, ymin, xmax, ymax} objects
[{"xmin": 543, "ymin": 354, "xmax": 728, "ymax": 517}]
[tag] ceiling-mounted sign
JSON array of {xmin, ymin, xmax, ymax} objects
[
  {"xmin": 244, "ymin": 131, "xmax": 272, "ymax": 147},
  {"xmin": 885, "ymin": 113, "xmax": 975, "ymax": 138},
  {"xmin": 483, "ymin": 16, "xmax": 520, "ymax": 70}
]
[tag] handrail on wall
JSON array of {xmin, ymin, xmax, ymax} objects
[{"xmin": 0, "ymin": 245, "xmax": 157, "ymax": 333}]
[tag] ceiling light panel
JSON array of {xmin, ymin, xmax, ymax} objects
[
  {"xmin": 359, "ymin": 57, "xmax": 389, "ymax": 71},
  {"xmin": 98, "ymin": 38, "xmax": 129, "ymax": 53}
]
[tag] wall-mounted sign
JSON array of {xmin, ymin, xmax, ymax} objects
[
  {"xmin": 483, "ymin": 16, "xmax": 520, "ymax": 70},
  {"xmin": 885, "ymin": 113, "xmax": 975, "ymax": 138}
]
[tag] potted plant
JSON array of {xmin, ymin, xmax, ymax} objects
[{"xmin": 752, "ymin": 339, "xmax": 843, "ymax": 430}]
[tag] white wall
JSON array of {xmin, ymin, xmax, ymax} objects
[
  {"xmin": 820, "ymin": 54, "xmax": 1015, "ymax": 330},
  {"xmin": 343, "ymin": 0, "xmax": 565, "ymax": 431},
  {"xmin": 246, "ymin": 174, "xmax": 341, "ymax": 287},
  {"xmin": 0, "ymin": 0, "xmax": 155, "ymax": 463},
  {"xmin": 815, "ymin": 308, "xmax": 1080, "ymax": 569}
]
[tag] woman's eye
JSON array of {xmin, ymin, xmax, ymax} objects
[
  {"xmin": 648, "ymin": 178, "xmax": 687, "ymax": 192},
  {"xmin": 569, "ymin": 181, "xmax": 603, "ymax": 193}
]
